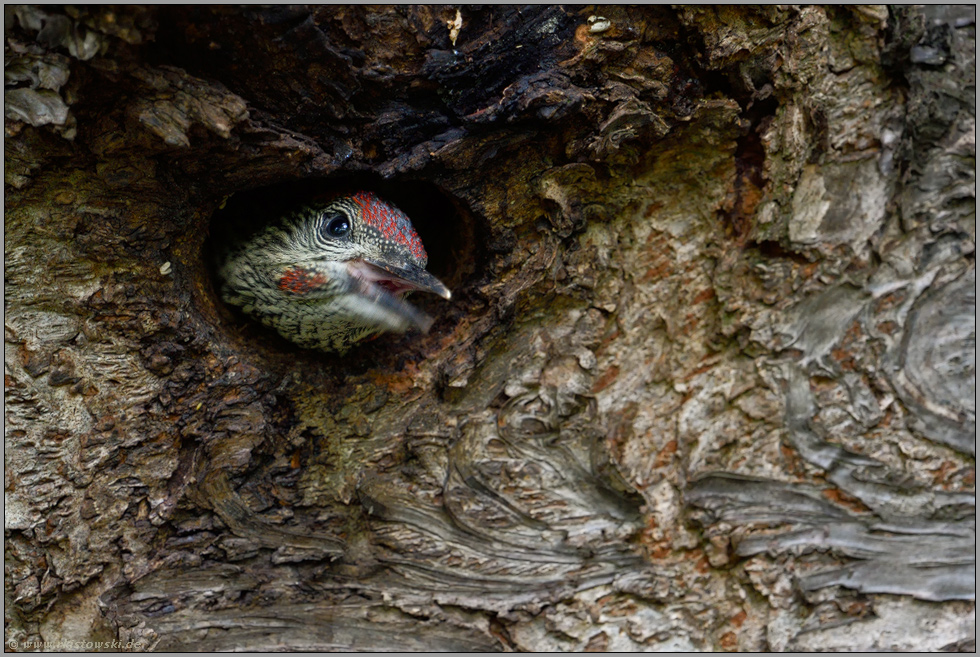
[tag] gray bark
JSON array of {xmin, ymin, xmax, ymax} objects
[{"xmin": 4, "ymin": 5, "xmax": 974, "ymax": 651}]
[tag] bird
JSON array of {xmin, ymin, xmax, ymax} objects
[{"xmin": 217, "ymin": 191, "xmax": 451, "ymax": 354}]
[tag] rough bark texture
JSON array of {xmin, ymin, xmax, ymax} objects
[{"xmin": 4, "ymin": 5, "xmax": 975, "ymax": 652}]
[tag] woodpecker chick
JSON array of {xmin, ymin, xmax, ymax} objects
[{"xmin": 218, "ymin": 191, "xmax": 451, "ymax": 353}]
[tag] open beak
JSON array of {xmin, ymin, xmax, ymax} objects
[
  {"xmin": 348, "ymin": 258, "xmax": 452, "ymax": 300},
  {"xmin": 340, "ymin": 258, "xmax": 451, "ymax": 334}
]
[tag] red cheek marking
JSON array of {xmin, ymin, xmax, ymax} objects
[
  {"xmin": 352, "ymin": 191, "xmax": 428, "ymax": 261},
  {"xmin": 278, "ymin": 267, "xmax": 327, "ymax": 294}
]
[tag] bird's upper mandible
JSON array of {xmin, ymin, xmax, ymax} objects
[{"xmin": 217, "ymin": 191, "xmax": 451, "ymax": 353}]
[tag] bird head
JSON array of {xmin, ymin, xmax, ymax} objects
[{"xmin": 218, "ymin": 191, "xmax": 451, "ymax": 353}]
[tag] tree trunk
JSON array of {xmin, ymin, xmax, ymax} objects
[{"xmin": 5, "ymin": 5, "xmax": 974, "ymax": 652}]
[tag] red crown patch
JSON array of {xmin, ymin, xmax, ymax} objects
[{"xmin": 351, "ymin": 191, "xmax": 427, "ymax": 261}]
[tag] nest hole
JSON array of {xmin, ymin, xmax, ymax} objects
[{"xmin": 204, "ymin": 174, "xmax": 481, "ymax": 366}]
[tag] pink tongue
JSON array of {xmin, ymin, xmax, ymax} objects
[
  {"xmin": 348, "ymin": 259, "xmax": 414, "ymax": 296},
  {"xmin": 375, "ymin": 279, "xmax": 410, "ymax": 296}
]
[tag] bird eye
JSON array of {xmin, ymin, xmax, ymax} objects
[{"xmin": 323, "ymin": 215, "xmax": 350, "ymax": 238}]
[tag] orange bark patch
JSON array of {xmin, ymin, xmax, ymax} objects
[
  {"xmin": 573, "ymin": 23, "xmax": 596, "ymax": 47},
  {"xmin": 720, "ymin": 631, "xmax": 737, "ymax": 651},
  {"xmin": 876, "ymin": 320, "xmax": 898, "ymax": 335},
  {"xmin": 692, "ymin": 287, "xmax": 716, "ymax": 305},
  {"xmin": 654, "ymin": 440, "xmax": 678, "ymax": 468},
  {"xmin": 821, "ymin": 487, "xmax": 871, "ymax": 513},
  {"xmin": 684, "ymin": 548, "xmax": 711, "ymax": 573},
  {"xmin": 780, "ymin": 443, "xmax": 804, "ymax": 475},
  {"xmin": 874, "ymin": 290, "xmax": 906, "ymax": 312},
  {"xmin": 369, "ymin": 363, "xmax": 422, "ymax": 397},
  {"xmin": 597, "ymin": 326, "xmax": 621, "ymax": 355},
  {"xmin": 830, "ymin": 346, "xmax": 857, "ymax": 371},
  {"xmin": 644, "ymin": 201, "xmax": 665, "ymax": 217},
  {"xmin": 932, "ymin": 460, "xmax": 958, "ymax": 485},
  {"xmin": 683, "ymin": 361, "xmax": 716, "ymax": 381},
  {"xmin": 592, "ymin": 365, "xmax": 620, "ymax": 393},
  {"xmin": 642, "ymin": 261, "xmax": 672, "ymax": 282}
]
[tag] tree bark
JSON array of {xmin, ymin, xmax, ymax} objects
[{"xmin": 4, "ymin": 5, "xmax": 974, "ymax": 652}]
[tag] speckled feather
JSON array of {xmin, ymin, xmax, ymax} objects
[{"xmin": 218, "ymin": 192, "xmax": 448, "ymax": 353}]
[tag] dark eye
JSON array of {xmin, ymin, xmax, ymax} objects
[{"xmin": 323, "ymin": 214, "xmax": 350, "ymax": 238}]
